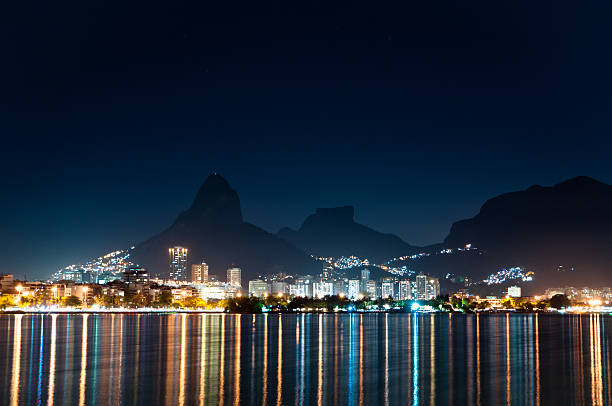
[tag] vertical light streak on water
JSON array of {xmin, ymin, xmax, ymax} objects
[
  {"xmin": 36, "ymin": 316, "xmax": 44, "ymax": 406},
  {"xmin": 412, "ymin": 314, "xmax": 419, "ymax": 406},
  {"xmin": 359, "ymin": 314, "xmax": 364, "ymax": 406},
  {"xmin": 407, "ymin": 314, "xmax": 412, "ymax": 404},
  {"xmin": 64, "ymin": 316, "xmax": 72, "ymax": 405},
  {"xmin": 430, "ymin": 314, "xmax": 436, "ymax": 406},
  {"xmin": 605, "ymin": 319, "xmax": 611, "ymax": 405},
  {"xmin": 47, "ymin": 314, "xmax": 57, "ymax": 406},
  {"xmin": 333, "ymin": 316, "xmax": 338, "ymax": 405},
  {"xmin": 276, "ymin": 315, "xmax": 283, "ymax": 406},
  {"xmin": 262, "ymin": 313, "xmax": 268, "ymax": 406},
  {"xmin": 384, "ymin": 313, "xmax": 389, "ymax": 406},
  {"xmin": 476, "ymin": 314, "xmax": 481, "ymax": 406},
  {"xmin": 447, "ymin": 314, "xmax": 453, "ymax": 406},
  {"xmin": 348, "ymin": 313, "xmax": 355, "ymax": 406},
  {"xmin": 118, "ymin": 315, "xmax": 124, "ymax": 403},
  {"xmin": 317, "ymin": 314, "xmax": 323, "ymax": 406},
  {"xmin": 10, "ymin": 314, "xmax": 22, "ymax": 406},
  {"xmin": 294, "ymin": 315, "xmax": 300, "ymax": 406},
  {"xmin": 164, "ymin": 316, "xmax": 174, "ymax": 406},
  {"xmin": 251, "ymin": 315, "xmax": 256, "ymax": 405},
  {"xmin": 590, "ymin": 315, "xmax": 604, "ymax": 405},
  {"xmin": 78, "ymin": 314, "xmax": 88, "ymax": 406},
  {"xmin": 178, "ymin": 314, "xmax": 187, "ymax": 406},
  {"xmin": 92, "ymin": 315, "xmax": 99, "ymax": 403},
  {"xmin": 506, "ymin": 313, "xmax": 511, "ymax": 406},
  {"xmin": 234, "ymin": 315, "xmax": 242, "ymax": 406},
  {"xmin": 535, "ymin": 314, "xmax": 540, "ymax": 406},
  {"xmin": 200, "ymin": 315, "xmax": 207, "ymax": 406},
  {"xmin": 300, "ymin": 314, "xmax": 305, "ymax": 406},
  {"xmin": 220, "ymin": 314, "xmax": 226, "ymax": 406},
  {"xmin": 27, "ymin": 317, "xmax": 35, "ymax": 406},
  {"xmin": 134, "ymin": 314, "xmax": 141, "ymax": 404},
  {"xmin": 577, "ymin": 316, "xmax": 585, "ymax": 405},
  {"xmin": 466, "ymin": 316, "xmax": 473, "ymax": 406}
]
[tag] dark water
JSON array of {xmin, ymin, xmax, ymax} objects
[{"xmin": 0, "ymin": 313, "xmax": 610, "ymax": 405}]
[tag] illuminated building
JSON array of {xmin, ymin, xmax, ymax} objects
[
  {"xmin": 381, "ymin": 280, "xmax": 394, "ymax": 299},
  {"xmin": 366, "ymin": 280, "xmax": 378, "ymax": 299},
  {"xmin": 191, "ymin": 262, "xmax": 209, "ymax": 283},
  {"xmin": 426, "ymin": 277, "xmax": 440, "ymax": 299},
  {"xmin": 289, "ymin": 278, "xmax": 312, "ymax": 297},
  {"xmin": 271, "ymin": 281, "xmax": 288, "ymax": 294},
  {"xmin": 348, "ymin": 279, "xmax": 360, "ymax": 299},
  {"xmin": 360, "ymin": 268, "xmax": 370, "ymax": 293},
  {"xmin": 0, "ymin": 274, "xmax": 14, "ymax": 292},
  {"xmin": 313, "ymin": 281, "xmax": 334, "ymax": 298},
  {"xmin": 226, "ymin": 267, "xmax": 242, "ymax": 287},
  {"xmin": 508, "ymin": 286, "xmax": 522, "ymax": 297},
  {"xmin": 398, "ymin": 280, "xmax": 411, "ymax": 300},
  {"xmin": 123, "ymin": 266, "xmax": 150, "ymax": 284},
  {"xmin": 169, "ymin": 247, "xmax": 188, "ymax": 281},
  {"xmin": 415, "ymin": 274, "xmax": 440, "ymax": 300},
  {"xmin": 249, "ymin": 280, "xmax": 271, "ymax": 297},
  {"xmin": 415, "ymin": 274, "xmax": 427, "ymax": 300}
]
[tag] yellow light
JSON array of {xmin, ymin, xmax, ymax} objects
[
  {"xmin": 16, "ymin": 285, "xmax": 22, "ymax": 293},
  {"xmin": 51, "ymin": 286, "xmax": 57, "ymax": 292},
  {"xmin": 277, "ymin": 293, "xmax": 283, "ymax": 298},
  {"xmin": 589, "ymin": 299, "xmax": 602, "ymax": 306},
  {"xmin": 338, "ymin": 293, "xmax": 345, "ymax": 298},
  {"xmin": 236, "ymin": 292, "xmax": 242, "ymax": 298}
]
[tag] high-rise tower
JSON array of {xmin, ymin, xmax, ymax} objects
[{"xmin": 169, "ymin": 246, "xmax": 188, "ymax": 281}]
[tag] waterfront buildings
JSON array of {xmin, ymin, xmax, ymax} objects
[
  {"xmin": 169, "ymin": 247, "xmax": 188, "ymax": 281},
  {"xmin": 398, "ymin": 280, "xmax": 411, "ymax": 300},
  {"xmin": 381, "ymin": 279, "xmax": 394, "ymax": 299},
  {"xmin": 123, "ymin": 267, "xmax": 150, "ymax": 284},
  {"xmin": 348, "ymin": 279, "xmax": 360, "ymax": 299},
  {"xmin": 191, "ymin": 262, "xmax": 209, "ymax": 283},
  {"xmin": 227, "ymin": 267, "xmax": 242, "ymax": 288},
  {"xmin": 0, "ymin": 274, "xmax": 15, "ymax": 292},
  {"xmin": 414, "ymin": 274, "xmax": 440, "ymax": 300},
  {"xmin": 508, "ymin": 285, "xmax": 522, "ymax": 297},
  {"xmin": 249, "ymin": 280, "xmax": 271, "ymax": 297},
  {"xmin": 271, "ymin": 281, "xmax": 288, "ymax": 295},
  {"xmin": 360, "ymin": 269, "xmax": 370, "ymax": 293},
  {"xmin": 313, "ymin": 281, "xmax": 334, "ymax": 298}
]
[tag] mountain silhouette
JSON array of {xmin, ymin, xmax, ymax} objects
[
  {"xmin": 441, "ymin": 176, "xmax": 612, "ymax": 287},
  {"xmin": 277, "ymin": 206, "xmax": 417, "ymax": 262},
  {"xmin": 131, "ymin": 173, "xmax": 316, "ymax": 280}
]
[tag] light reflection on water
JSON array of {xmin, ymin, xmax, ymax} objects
[{"xmin": 0, "ymin": 313, "xmax": 611, "ymax": 405}]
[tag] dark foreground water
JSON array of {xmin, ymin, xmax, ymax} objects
[{"xmin": 0, "ymin": 313, "xmax": 610, "ymax": 406}]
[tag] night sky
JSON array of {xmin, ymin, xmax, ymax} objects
[{"xmin": 2, "ymin": 0, "xmax": 611, "ymax": 278}]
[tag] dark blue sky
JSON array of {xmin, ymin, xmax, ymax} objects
[{"xmin": 2, "ymin": 0, "xmax": 611, "ymax": 278}]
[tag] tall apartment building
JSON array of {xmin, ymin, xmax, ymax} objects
[
  {"xmin": 226, "ymin": 267, "xmax": 242, "ymax": 288},
  {"xmin": 191, "ymin": 262, "xmax": 209, "ymax": 283},
  {"xmin": 169, "ymin": 247, "xmax": 188, "ymax": 281}
]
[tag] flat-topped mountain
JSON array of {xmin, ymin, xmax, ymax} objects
[
  {"xmin": 277, "ymin": 206, "xmax": 418, "ymax": 262},
  {"xmin": 441, "ymin": 176, "xmax": 612, "ymax": 286},
  {"xmin": 131, "ymin": 174, "xmax": 316, "ymax": 279}
]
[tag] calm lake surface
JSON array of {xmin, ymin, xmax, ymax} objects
[{"xmin": 0, "ymin": 313, "xmax": 610, "ymax": 405}]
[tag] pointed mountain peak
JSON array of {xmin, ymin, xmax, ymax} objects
[{"xmin": 176, "ymin": 173, "xmax": 243, "ymax": 226}]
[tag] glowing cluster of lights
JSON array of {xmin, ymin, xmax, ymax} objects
[
  {"xmin": 483, "ymin": 267, "xmax": 534, "ymax": 285},
  {"xmin": 386, "ymin": 266, "xmax": 416, "ymax": 277},
  {"xmin": 53, "ymin": 247, "xmax": 135, "ymax": 281},
  {"xmin": 315, "ymin": 255, "xmax": 371, "ymax": 269}
]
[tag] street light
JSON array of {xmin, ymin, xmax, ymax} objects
[{"xmin": 16, "ymin": 285, "xmax": 22, "ymax": 294}]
